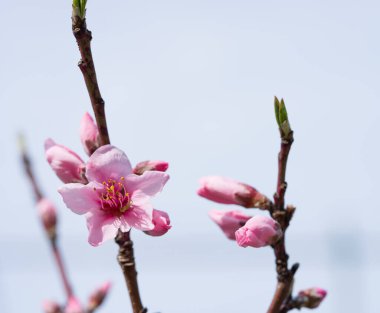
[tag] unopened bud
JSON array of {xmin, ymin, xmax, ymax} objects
[
  {"xmin": 80, "ymin": 112, "xmax": 100, "ymax": 156},
  {"xmin": 37, "ymin": 198, "xmax": 57, "ymax": 239},
  {"xmin": 133, "ymin": 160, "xmax": 169, "ymax": 175},
  {"xmin": 197, "ymin": 176, "xmax": 271, "ymax": 209},
  {"xmin": 235, "ymin": 215, "xmax": 282, "ymax": 248},
  {"xmin": 297, "ymin": 287, "xmax": 327, "ymax": 309},
  {"xmin": 144, "ymin": 209, "xmax": 171, "ymax": 237},
  {"xmin": 88, "ymin": 282, "xmax": 111, "ymax": 311},
  {"xmin": 43, "ymin": 301, "xmax": 62, "ymax": 313},
  {"xmin": 65, "ymin": 297, "xmax": 82, "ymax": 313},
  {"xmin": 208, "ymin": 209, "xmax": 251, "ymax": 240},
  {"xmin": 44, "ymin": 139, "xmax": 87, "ymax": 184}
]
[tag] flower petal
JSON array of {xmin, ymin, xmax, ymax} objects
[
  {"xmin": 58, "ymin": 182, "xmax": 103, "ymax": 215},
  {"xmin": 86, "ymin": 213, "xmax": 120, "ymax": 246},
  {"xmin": 124, "ymin": 191, "xmax": 154, "ymax": 231},
  {"xmin": 86, "ymin": 145, "xmax": 132, "ymax": 183},
  {"xmin": 125, "ymin": 171, "xmax": 169, "ymax": 197}
]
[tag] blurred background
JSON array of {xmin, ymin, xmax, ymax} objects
[{"xmin": 1, "ymin": 0, "xmax": 379, "ymax": 312}]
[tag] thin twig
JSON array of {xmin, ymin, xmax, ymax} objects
[
  {"xmin": 71, "ymin": 10, "xmax": 146, "ymax": 313},
  {"xmin": 72, "ymin": 15, "xmax": 110, "ymax": 146},
  {"xmin": 267, "ymin": 131, "xmax": 296, "ymax": 313},
  {"xmin": 115, "ymin": 231, "xmax": 147, "ymax": 313},
  {"xmin": 20, "ymin": 138, "xmax": 74, "ymax": 300}
]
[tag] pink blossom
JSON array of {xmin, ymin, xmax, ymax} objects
[
  {"xmin": 37, "ymin": 198, "xmax": 57, "ymax": 236},
  {"xmin": 65, "ymin": 297, "xmax": 82, "ymax": 313},
  {"xmin": 133, "ymin": 160, "xmax": 169, "ymax": 175},
  {"xmin": 298, "ymin": 287, "xmax": 327, "ymax": 308},
  {"xmin": 43, "ymin": 301, "xmax": 61, "ymax": 313},
  {"xmin": 235, "ymin": 215, "xmax": 282, "ymax": 248},
  {"xmin": 197, "ymin": 176, "xmax": 271, "ymax": 209},
  {"xmin": 208, "ymin": 209, "xmax": 251, "ymax": 240},
  {"xmin": 88, "ymin": 281, "xmax": 111, "ymax": 311},
  {"xmin": 45, "ymin": 139, "xmax": 87, "ymax": 184},
  {"xmin": 58, "ymin": 145, "xmax": 169, "ymax": 246},
  {"xmin": 80, "ymin": 112, "xmax": 100, "ymax": 156},
  {"xmin": 145, "ymin": 209, "xmax": 171, "ymax": 236}
]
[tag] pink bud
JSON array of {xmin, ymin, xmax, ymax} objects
[
  {"xmin": 197, "ymin": 176, "xmax": 271, "ymax": 209},
  {"xmin": 208, "ymin": 209, "xmax": 251, "ymax": 240},
  {"xmin": 298, "ymin": 287, "xmax": 327, "ymax": 309},
  {"xmin": 88, "ymin": 281, "xmax": 112, "ymax": 311},
  {"xmin": 235, "ymin": 215, "xmax": 282, "ymax": 248},
  {"xmin": 80, "ymin": 112, "xmax": 100, "ymax": 156},
  {"xmin": 45, "ymin": 139, "xmax": 87, "ymax": 184},
  {"xmin": 145, "ymin": 209, "xmax": 172, "ymax": 236},
  {"xmin": 65, "ymin": 297, "xmax": 82, "ymax": 313},
  {"xmin": 133, "ymin": 160, "xmax": 169, "ymax": 175},
  {"xmin": 43, "ymin": 301, "xmax": 62, "ymax": 313},
  {"xmin": 37, "ymin": 198, "xmax": 57, "ymax": 237}
]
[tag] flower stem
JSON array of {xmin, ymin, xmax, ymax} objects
[
  {"xmin": 20, "ymin": 138, "xmax": 74, "ymax": 301},
  {"xmin": 71, "ymin": 10, "xmax": 146, "ymax": 312},
  {"xmin": 267, "ymin": 132, "xmax": 297, "ymax": 313}
]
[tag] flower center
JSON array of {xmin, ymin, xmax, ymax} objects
[{"xmin": 95, "ymin": 177, "xmax": 132, "ymax": 215}]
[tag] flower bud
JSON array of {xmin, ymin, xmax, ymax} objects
[
  {"xmin": 45, "ymin": 139, "xmax": 87, "ymax": 184},
  {"xmin": 208, "ymin": 209, "xmax": 251, "ymax": 240},
  {"xmin": 235, "ymin": 215, "xmax": 282, "ymax": 248},
  {"xmin": 80, "ymin": 112, "xmax": 100, "ymax": 156},
  {"xmin": 133, "ymin": 160, "xmax": 169, "ymax": 175},
  {"xmin": 43, "ymin": 301, "xmax": 62, "ymax": 313},
  {"xmin": 37, "ymin": 198, "xmax": 57, "ymax": 238},
  {"xmin": 197, "ymin": 176, "xmax": 271, "ymax": 209},
  {"xmin": 297, "ymin": 287, "xmax": 327, "ymax": 309},
  {"xmin": 145, "ymin": 209, "xmax": 171, "ymax": 236},
  {"xmin": 65, "ymin": 297, "xmax": 82, "ymax": 313},
  {"xmin": 87, "ymin": 282, "xmax": 111, "ymax": 311}
]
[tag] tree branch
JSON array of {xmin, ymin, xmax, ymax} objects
[
  {"xmin": 71, "ymin": 10, "xmax": 146, "ymax": 312},
  {"xmin": 20, "ymin": 138, "xmax": 74, "ymax": 300},
  {"xmin": 115, "ymin": 231, "xmax": 147, "ymax": 313}
]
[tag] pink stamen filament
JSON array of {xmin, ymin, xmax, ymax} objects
[{"xmin": 95, "ymin": 177, "xmax": 132, "ymax": 215}]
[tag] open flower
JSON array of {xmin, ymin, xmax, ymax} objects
[{"xmin": 58, "ymin": 145, "xmax": 169, "ymax": 246}]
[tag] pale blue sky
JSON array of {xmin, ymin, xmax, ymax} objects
[{"xmin": 1, "ymin": 1, "xmax": 379, "ymax": 312}]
